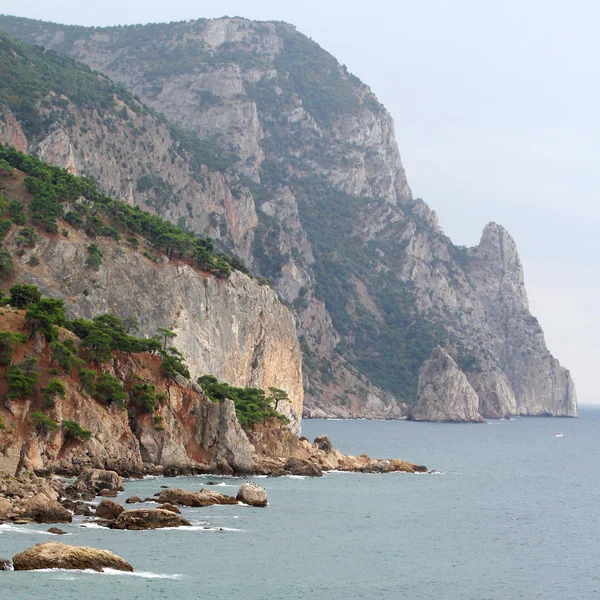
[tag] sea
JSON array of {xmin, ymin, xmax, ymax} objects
[{"xmin": 2, "ymin": 407, "xmax": 599, "ymax": 600}]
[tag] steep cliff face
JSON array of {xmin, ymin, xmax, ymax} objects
[
  {"xmin": 0, "ymin": 17, "xmax": 577, "ymax": 419},
  {"xmin": 0, "ymin": 312, "xmax": 254, "ymax": 476},
  {"xmin": 2, "ymin": 229, "xmax": 303, "ymax": 433}
]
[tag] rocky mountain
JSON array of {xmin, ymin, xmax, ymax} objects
[{"xmin": 0, "ymin": 16, "xmax": 578, "ymax": 420}]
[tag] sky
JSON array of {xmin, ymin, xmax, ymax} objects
[{"xmin": 7, "ymin": 1, "xmax": 599, "ymax": 404}]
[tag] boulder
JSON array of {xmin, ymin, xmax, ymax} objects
[
  {"xmin": 12, "ymin": 542, "xmax": 133, "ymax": 572},
  {"xmin": 0, "ymin": 498, "xmax": 12, "ymax": 520},
  {"xmin": 125, "ymin": 496, "xmax": 143, "ymax": 504},
  {"xmin": 95, "ymin": 499, "xmax": 125, "ymax": 521},
  {"xmin": 72, "ymin": 469, "xmax": 123, "ymax": 496},
  {"xmin": 99, "ymin": 489, "xmax": 118, "ymax": 498},
  {"xmin": 156, "ymin": 488, "xmax": 237, "ymax": 507},
  {"xmin": 110, "ymin": 509, "xmax": 191, "ymax": 530},
  {"xmin": 159, "ymin": 503, "xmax": 181, "ymax": 514},
  {"xmin": 47, "ymin": 527, "xmax": 67, "ymax": 535},
  {"xmin": 24, "ymin": 495, "xmax": 72, "ymax": 524},
  {"xmin": 0, "ymin": 558, "xmax": 12, "ymax": 570},
  {"xmin": 285, "ymin": 457, "xmax": 323, "ymax": 477},
  {"xmin": 236, "ymin": 482, "xmax": 267, "ymax": 507},
  {"xmin": 313, "ymin": 435, "xmax": 334, "ymax": 454}
]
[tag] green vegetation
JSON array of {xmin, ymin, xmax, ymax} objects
[
  {"xmin": 50, "ymin": 340, "xmax": 76, "ymax": 372},
  {"xmin": 160, "ymin": 347, "xmax": 190, "ymax": 380},
  {"xmin": 0, "ymin": 144, "xmax": 238, "ymax": 278},
  {"xmin": 130, "ymin": 382, "xmax": 159, "ymax": 413},
  {"xmin": 0, "ymin": 330, "xmax": 27, "ymax": 365},
  {"xmin": 85, "ymin": 243, "xmax": 103, "ymax": 270},
  {"xmin": 77, "ymin": 367, "xmax": 97, "ymax": 395},
  {"xmin": 31, "ymin": 411, "xmax": 59, "ymax": 433},
  {"xmin": 9, "ymin": 282, "xmax": 42, "ymax": 308},
  {"xmin": 0, "ymin": 250, "xmax": 14, "ymax": 280},
  {"xmin": 62, "ymin": 419, "xmax": 91, "ymax": 441},
  {"xmin": 43, "ymin": 377, "xmax": 66, "ymax": 408},
  {"xmin": 25, "ymin": 297, "xmax": 66, "ymax": 341},
  {"xmin": 6, "ymin": 357, "xmax": 39, "ymax": 398},
  {"xmin": 95, "ymin": 373, "xmax": 127, "ymax": 409},
  {"xmin": 198, "ymin": 375, "xmax": 289, "ymax": 429}
]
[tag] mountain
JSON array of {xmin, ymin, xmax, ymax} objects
[{"xmin": 0, "ymin": 16, "xmax": 578, "ymax": 420}]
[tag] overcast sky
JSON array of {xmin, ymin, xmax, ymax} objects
[{"xmin": 7, "ymin": 1, "xmax": 599, "ymax": 404}]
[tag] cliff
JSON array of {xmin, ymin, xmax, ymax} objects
[
  {"xmin": 0, "ymin": 311, "xmax": 254, "ymax": 476},
  {"xmin": 0, "ymin": 18, "xmax": 577, "ymax": 419}
]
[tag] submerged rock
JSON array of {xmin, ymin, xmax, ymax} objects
[
  {"xmin": 110, "ymin": 508, "xmax": 190, "ymax": 530},
  {"xmin": 237, "ymin": 482, "xmax": 267, "ymax": 507},
  {"xmin": 12, "ymin": 542, "xmax": 133, "ymax": 572},
  {"xmin": 24, "ymin": 495, "xmax": 72, "ymax": 524}
]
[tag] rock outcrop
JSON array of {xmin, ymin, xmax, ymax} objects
[
  {"xmin": 236, "ymin": 482, "xmax": 267, "ymax": 507},
  {"xmin": 12, "ymin": 542, "xmax": 133, "ymax": 572},
  {"xmin": 110, "ymin": 508, "xmax": 191, "ymax": 530},
  {"xmin": 95, "ymin": 499, "xmax": 125, "ymax": 521},
  {"xmin": 411, "ymin": 347, "xmax": 484, "ymax": 423},
  {"xmin": 24, "ymin": 494, "xmax": 72, "ymax": 524},
  {"xmin": 155, "ymin": 488, "xmax": 237, "ymax": 507}
]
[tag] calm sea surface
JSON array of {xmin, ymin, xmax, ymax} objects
[{"xmin": 2, "ymin": 407, "xmax": 600, "ymax": 599}]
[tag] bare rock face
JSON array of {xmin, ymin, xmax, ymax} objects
[
  {"xmin": 0, "ymin": 106, "xmax": 27, "ymax": 152},
  {"xmin": 156, "ymin": 487, "xmax": 237, "ymax": 507},
  {"xmin": 95, "ymin": 499, "xmax": 125, "ymax": 521},
  {"xmin": 236, "ymin": 482, "xmax": 267, "ymax": 507},
  {"xmin": 12, "ymin": 542, "xmax": 133, "ymax": 572},
  {"xmin": 110, "ymin": 508, "xmax": 190, "ymax": 530},
  {"xmin": 411, "ymin": 347, "xmax": 485, "ymax": 423},
  {"xmin": 11, "ymin": 234, "xmax": 303, "ymax": 433},
  {"xmin": 24, "ymin": 495, "xmax": 72, "ymax": 524}
]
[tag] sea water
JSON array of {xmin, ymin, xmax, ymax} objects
[{"xmin": 1, "ymin": 407, "xmax": 599, "ymax": 600}]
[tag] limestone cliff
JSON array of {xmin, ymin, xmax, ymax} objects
[
  {"xmin": 411, "ymin": 347, "xmax": 484, "ymax": 423},
  {"xmin": 0, "ymin": 17, "xmax": 578, "ymax": 419}
]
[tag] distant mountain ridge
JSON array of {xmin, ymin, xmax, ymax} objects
[{"xmin": 0, "ymin": 15, "xmax": 578, "ymax": 420}]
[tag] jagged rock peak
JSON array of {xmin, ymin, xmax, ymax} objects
[{"xmin": 411, "ymin": 346, "xmax": 485, "ymax": 423}]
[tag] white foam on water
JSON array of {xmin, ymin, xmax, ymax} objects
[
  {"xmin": 78, "ymin": 522, "xmax": 105, "ymax": 529},
  {"xmin": 283, "ymin": 475, "xmax": 306, "ymax": 479},
  {"xmin": 33, "ymin": 568, "xmax": 183, "ymax": 579},
  {"xmin": 0, "ymin": 524, "xmax": 56, "ymax": 536}
]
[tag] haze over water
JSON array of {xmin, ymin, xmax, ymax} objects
[{"xmin": 2, "ymin": 410, "xmax": 599, "ymax": 599}]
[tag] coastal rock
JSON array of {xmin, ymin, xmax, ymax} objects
[
  {"xmin": 156, "ymin": 488, "xmax": 237, "ymax": 507},
  {"xmin": 72, "ymin": 470, "xmax": 123, "ymax": 496},
  {"xmin": 284, "ymin": 457, "xmax": 323, "ymax": 477},
  {"xmin": 95, "ymin": 500, "xmax": 125, "ymax": 521},
  {"xmin": 159, "ymin": 503, "xmax": 181, "ymax": 514},
  {"xmin": 12, "ymin": 542, "xmax": 133, "ymax": 572},
  {"xmin": 236, "ymin": 482, "xmax": 267, "ymax": 507},
  {"xmin": 0, "ymin": 498, "xmax": 12, "ymax": 520},
  {"xmin": 411, "ymin": 347, "xmax": 485, "ymax": 423},
  {"xmin": 110, "ymin": 508, "xmax": 191, "ymax": 530},
  {"xmin": 125, "ymin": 496, "xmax": 143, "ymax": 504},
  {"xmin": 24, "ymin": 495, "xmax": 72, "ymax": 524},
  {"xmin": 47, "ymin": 528, "xmax": 67, "ymax": 535},
  {"xmin": 0, "ymin": 558, "xmax": 13, "ymax": 570}
]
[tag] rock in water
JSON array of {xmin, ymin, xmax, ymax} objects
[
  {"xmin": 411, "ymin": 346, "xmax": 485, "ymax": 423},
  {"xmin": 159, "ymin": 503, "xmax": 181, "ymax": 514},
  {"xmin": 156, "ymin": 488, "xmax": 237, "ymax": 507},
  {"xmin": 110, "ymin": 508, "xmax": 191, "ymax": 530},
  {"xmin": 95, "ymin": 499, "xmax": 125, "ymax": 521},
  {"xmin": 237, "ymin": 483, "xmax": 267, "ymax": 507},
  {"xmin": 24, "ymin": 495, "xmax": 72, "ymax": 524},
  {"xmin": 12, "ymin": 542, "xmax": 133, "ymax": 572},
  {"xmin": 125, "ymin": 496, "xmax": 143, "ymax": 504},
  {"xmin": 285, "ymin": 457, "xmax": 323, "ymax": 477},
  {"xmin": 47, "ymin": 528, "xmax": 67, "ymax": 535},
  {"xmin": 0, "ymin": 558, "xmax": 13, "ymax": 570},
  {"xmin": 72, "ymin": 469, "xmax": 123, "ymax": 496}
]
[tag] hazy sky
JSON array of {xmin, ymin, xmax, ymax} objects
[{"xmin": 8, "ymin": 1, "xmax": 599, "ymax": 404}]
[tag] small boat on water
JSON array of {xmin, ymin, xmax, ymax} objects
[{"xmin": 556, "ymin": 432, "xmax": 564, "ymax": 437}]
